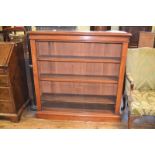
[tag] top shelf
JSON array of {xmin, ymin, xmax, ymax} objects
[{"xmin": 38, "ymin": 55, "xmax": 120, "ymax": 63}]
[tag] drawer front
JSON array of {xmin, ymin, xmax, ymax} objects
[
  {"xmin": 0, "ymin": 87, "xmax": 11, "ymax": 100},
  {"xmin": 0, "ymin": 75, "xmax": 9, "ymax": 87},
  {"xmin": 0, "ymin": 100, "xmax": 14, "ymax": 113},
  {"xmin": 0, "ymin": 68, "xmax": 7, "ymax": 74}
]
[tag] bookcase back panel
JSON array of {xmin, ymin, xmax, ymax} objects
[
  {"xmin": 36, "ymin": 42, "xmax": 122, "ymax": 58},
  {"xmin": 38, "ymin": 61, "xmax": 120, "ymax": 76},
  {"xmin": 40, "ymin": 81, "xmax": 117, "ymax": 96}
]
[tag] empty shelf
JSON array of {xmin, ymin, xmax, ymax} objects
[
  {"xmin": 42, "ymin": 93, "xmax": 116, "ymax": 105},
  {"xmin": 40, "ymin": 74, "xmax": 118, "ymax": 84},
  {"xmin": 38, "ymin": 55, "xmax": 120, "ymax": 63}
]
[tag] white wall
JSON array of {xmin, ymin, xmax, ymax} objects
[
  {"xmin": 111, "ymin": 26, "xmax": 119, "ymax": 30},
  {"xmin": 77, "ymin": 26, "xmax": 90, "ymax": 31},
  {"xmin": 152, "ymin": 26, "xmax": 155, "ymax": 32}
]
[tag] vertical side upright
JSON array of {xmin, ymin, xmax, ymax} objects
[
  {"xmin": 115, "ymin": 42, "xmax": 128, "ymax": 114},
  {"xmin": 30, "ymin": 39, "xmax": 41, "ymax": 111}
]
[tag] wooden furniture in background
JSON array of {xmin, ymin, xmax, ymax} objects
[
  {"xmin": 138, "ymin": 31, "xmax": 155, "ymax": 48},
  {"xmin": 0, "ymin": 42, "xmax": 30, "ymax": 122},
  {"xmin": 2, "ymin": 26, "xmax": 26, "ymax": 42},
  {"xmin": 35, "ymin": 26, "xmax": 76, "ymax": 31},
  {"xmin": 90, "ymin": 26, "xmax": 111, "ymax": 31},
  {"xmin": 0, "ymin": 31, "xmax": 4, "ymax": 41},
  {"xmin": 2, "ymin": 26, "xmax": 36, "ymax": 110},
  {"xmin": 29, "ymin": 31, "xmax": 131, "ymax": 122},
  {"xmin": 119, "ymin": 26, "xmax": 152, "ymax": 48}
]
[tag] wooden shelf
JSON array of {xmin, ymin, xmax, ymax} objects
[
  {"xmin": 40, "ymin": 74, "xmax": 118, "ymax": 84},
  {"xmin": 42, "ymin": 93, "xmax": 116, "ymax": 105},
  {"xmin": 36, "ymin": 108, "xmax": 120, "ymax": 122},
  {"xmin": 42, "ymin": 101, "xmax": 115, "ymax": 112},
  {"xmin": 38, "ymin": 55, "xmax": 120, "ymax": 63},
  {"xmin": 42, "ymin": 101, "xmax": 115, "ymax": 111}
]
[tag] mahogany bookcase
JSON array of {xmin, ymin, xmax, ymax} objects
[{"xmin": 29, "ymin": 31, "xmax": 131, "ymax": 122}]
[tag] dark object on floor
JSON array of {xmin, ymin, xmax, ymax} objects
[{"xmin": 0, "ymin": 42, "xmax": 30, "ymax": 122}]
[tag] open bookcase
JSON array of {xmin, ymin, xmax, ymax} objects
[{"xmin": 29, "ymin": 31, "xmax": 131, "ymax": 122}]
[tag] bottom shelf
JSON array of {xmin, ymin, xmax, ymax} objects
[
  {"xmin": 38, "ymin": 93, "xmax": 120, "ymax": 122},
  {"xmin": 42, "ymin": 101, "xmax": 115, "ymax": 111},
  {"xmin": 41, "ymin": 93, "xmax": 116, "ymax": 111},
  {"xmin": 36, "ymin": 107, "xmax": 120, "ymax": 122}
]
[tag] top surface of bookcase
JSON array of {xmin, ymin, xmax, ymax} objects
[
  {"xmin": 29, "ymin": 31, "xmax": 131, "ymax": 37},
  {"xmin": 29, "ymin": 31, "xmax": 131, "ymax": 44}
]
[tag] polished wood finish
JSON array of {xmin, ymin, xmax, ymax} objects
[
  {"xmin": 115, "ymin": 43, "xmax": 128, "ymax": 114},
  {"xmin": 30, "ymin": 40, "xmax": 41, "ymax": 110},
  {"xmin": 36, "ymin": 108, "xmax": 120, "ymax": 122},
  {"xmin": 2, "ymin": 27, "xmax": 36, "ymax": 109},
  {"xmin": 0, "ymin": 75, "xmax": 9, "ymax": 86},
  {"xmin": 38, "ymin": 56, "xmax": 120, "ymax": 63},
  {"xmin": 0, "ymin": 42, "xmax": 30, "ymax": 122},
  {"xmin": 40, "ymin": 74, "xmax": 118, "ymax": 84},
  {"xmin": 29, "ymin": 31, "xmax": 131, "ymax": 122},
  {"xmin": 40, "ymin": 82, "xmax": 117, "ymax": 96}
]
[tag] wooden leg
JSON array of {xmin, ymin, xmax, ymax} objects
[
  {"xmin": 0, "ymin": 99, "xmax": 30, "ymax": 123},
  {"xmin": 9, "ymin": 116, "xmax": 20, "ymax": 123}
]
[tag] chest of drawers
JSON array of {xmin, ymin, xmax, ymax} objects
[
  {"xmin": 29, "ymin": 31, "xmax": 131, "ymax": 122},
  {"xmin": 0, "ymin": 42, "xmax": 29, "ymax": 122}
]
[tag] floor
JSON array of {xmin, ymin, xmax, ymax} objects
[{"xmin": 0, "ymin": 106, "xmax": 155, "ymax": 129}]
